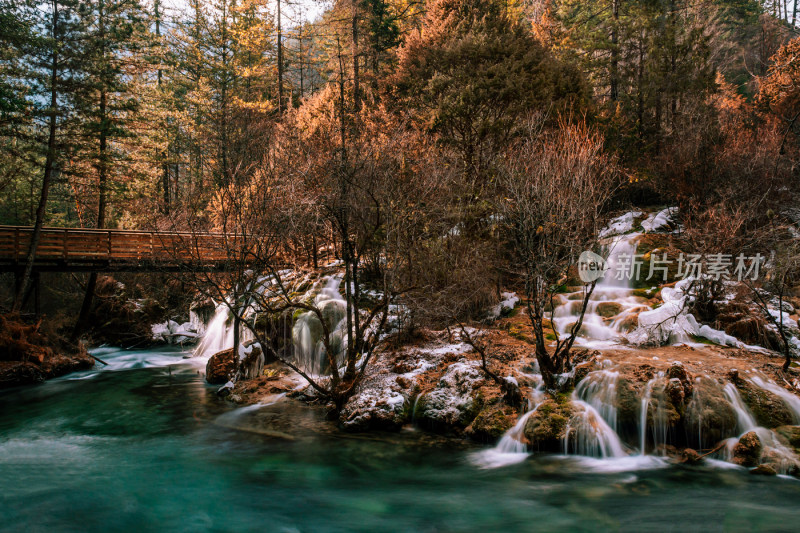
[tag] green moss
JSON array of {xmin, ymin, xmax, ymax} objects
[
  {"xmin": 690, "ymin": 334, "xmax": 717, "ymax": 345},
  {"xmin": 632, "ymin": 288, "xmax": 657, "ymax": 299},
  {"xmin": 523, "ymin": 398, "xmax": 572, "ymax": 451}
]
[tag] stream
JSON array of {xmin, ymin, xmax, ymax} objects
[{"xmin": 1, "ymin": 347, "xmax": 800, "ymax": 532}]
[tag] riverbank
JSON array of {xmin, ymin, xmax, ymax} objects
[
  {"xmin": 2, "ymin": 345, "xmax": 800, "ymax": 532},
  {"xmin": 0, "ymin": 314, "xmax": 94, "ymax": 387},
  {"xmin": 223, "ymin": 313, "xmax": 800, "ymax": 475}
]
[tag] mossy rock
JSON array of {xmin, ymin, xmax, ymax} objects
[
  {"xmin": 684, "ymin": 379, "xmax": 738, "ymax": 449},
  {"xmin": 616, "ymin": 313, "xmax": 641, "ymax": 333},
  {"xmin": 631, "ymin": 288, "xmax": 658, "ymax": 299},
  {"xmin": 615, "ymin": 378, "xmax": 641, "ymax": 430},
  {"xmin": 776, "ymin": 425, "xmax": 800, "ymax": 451},
  {"xmin": 632, "ymin": 234, "xmax": 673, "ymax": 255},
  {"xmin": 733, "ymin": 431, "xmax": 762, "ymax": 467},
  {"xmin": 523, "ymin": 398, "xmax": 572, "ymax": 452},
  {"xmin": 596, "ymin": 301, "xmax": 623, "ymax": 318},
  {"xmin": 735, "ymin": 379, "xmax": 795, "ymax": 429},
  {"xmin": 465, "ymin": 403, "xmax": 517, "ymax": 443},
  {"xmin": 631, "ymin": 246, "xmax": 684, "ymax": 290},
  {"xmin": 509, "ymin": 324, "xmax": 535, "ymax": 344}
]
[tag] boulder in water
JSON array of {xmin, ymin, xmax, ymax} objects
[
  {"xmin": 523, "ymin": 399, "xmax": 572, "ymax": 452},
  {"xmin": 206, "ymin": 348, "xmax": 235, "ymax": 384},
  {"xmin": 414, "ymin": 361, "xmax": 484, "ymax": 434},
  {"xmin": 750, "ymin": 464, "xmax": 778, "ymax": 476},
  {"xmin": 596, "ymin": 302, "xmax": 623, "ymax": 318},
  {"xmin": 465, "ymin": 402, "xmax": 517, "ymax": 443},
  {"xmin": 733, "ymin": 431, "xmax": 763, "ymax": 467},
  {"xmin": 679, "ymin": 448, "xmax": 702, "ymax": 465},
  {"xmin": 616, "ymin": 312, "xmax": 641, "ymax": 333}
]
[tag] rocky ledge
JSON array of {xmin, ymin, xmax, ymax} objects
[{"xmin": 0, "ymin": 314, "xmax": 94, "ymax": 388}]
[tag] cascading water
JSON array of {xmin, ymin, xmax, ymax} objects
[
  {"xmin": 552, "ymin": 233, "xmax": 648, "ymax": 347},
  {"xmin": 190, "ymin": 274, "xmax": 348, "ymax": 376},
  {"xmin": 194, "ymin": 304, "xmax": 235, "ymax": 359},
  {"xmin": 748, "ymin": 376, "xmax": 800, "ymax": 423},
  {"xmin": 291, "ymin": 276, "xmax": 348, "ymax": 375},
  {"xmin": 575, "ymin": 365, "xmax": 619, "ymax": 432},
  {"xmin": 720, "ymin": 383, "xmax": 799, "ymax": 473},
  {"xmin": 563, "ymin": 399, "xmax": 627, "ymax": 458},
  {"xmin": 638, "ymin": 372, "xmax": 672, "ymax": 455}
]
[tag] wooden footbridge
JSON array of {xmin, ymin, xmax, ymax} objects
[{"xmin": 0, "ymin": 226, "xmax": 238, "ymax": 273}]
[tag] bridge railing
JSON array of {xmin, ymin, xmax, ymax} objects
[{"xmin": 0, "ymin": 226, "xmax": 235, "ymax": 266}]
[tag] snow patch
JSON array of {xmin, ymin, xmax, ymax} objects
[
  {"xmin": 641, "ymin": 207, "xmax": 678, "ymax": 233},
  {"xmin": 599, "ymin": 211, "xmax": 643, "ymax": 239}
]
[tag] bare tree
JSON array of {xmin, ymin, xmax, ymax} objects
[
  {"xmin": 497, "ymin": 118, "xmax": 618, "ymax": 390},
  {"xmin": 744, "ymin": 227, "xmax": 800, "ymax": 372}
]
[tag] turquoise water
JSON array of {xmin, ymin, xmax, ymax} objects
[{"xmin": 1, "ymin": 347, "xmax": 799, "ymax": 532}]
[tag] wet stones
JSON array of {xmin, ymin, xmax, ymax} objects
[
  {"xmin": 523, "ymin": 399, "xmax": 572, "ymax": 452},
  {"xmin": 750, "ymin": 463, "xmax": 778, "ymax": 476},
  {"xmin": 596, "ymin": 302, "xmax": 623, "ymax": 318},
  {"xmin": 684, "ymin": 378, "xmax": 737, "ymax": 449},
  {"xmin": 733, "ymin": 431, "xmax": 763, "ymax": 467},
  {"xmin": 465, "ymin": 402, "xmax": 517, "ymax": 443},
  {"xmin": 733, "ymin": 378, "xmax": 794, "ymax": 429},
  {"xmin": 206, "ymin": 348, "xmax": 235, "ymax": 384}
]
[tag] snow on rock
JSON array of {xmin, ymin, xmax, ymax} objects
[
  {"xmin": 599, "ymin": 211, "xmax": 643, "ymax": 239},
  {"xmin": 151, "ymin": 320, "xmax": 200, "ymax": 344},
  {"xmin": 627, "ymin": 280, "xmax": 696, "ymax": 345},
  {"xmin": 768, "ymin": 308, "xmax": 798, "ymax": 331},
  {"xmin": 641, "ymin": 207, "xmax": 678, "ymax": 233},
  {"xmin": 414, "ymin": 360, "xmax": 484, "ymax": 432},
  {"xmin": 489, "ymin": 292, "xmax": 520, "ymax": 319},
  {"xmin": 340, "ymin": 334, "xmax": 478, "ymax": 432},
  {"xmin": 339, "ymin": 370, "xmax": 410, "ymax": 432},
  {"xmin": 626, "ymin": 278, "xmax": 761, "ymax": 349}
]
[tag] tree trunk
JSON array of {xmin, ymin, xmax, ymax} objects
[
  {"xmin": 74, "ymin": 2, "xmax": 108, "ymax": 340},
  {"xmin": 610, "ymin": 0, "xmax": 619, "ymax": 102},
  {"xmin": 233, "ymin": 312, "xmax": 240, "ymax": 375},
  {"xmin": 277, "ymin": 0, "xmax": 284, "ymax": 113},
  {"xmin": 352, "ymin": 0, "xmax": 360, "ymax": 112},
  {"xmin": 13, "ymin": 0, "xmax": 59, "ymax": 312}
]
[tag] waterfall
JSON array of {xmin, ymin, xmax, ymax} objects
[
  {"xmin": 471, "ymin": 381, "xmax": 547, "ymax": 468},
  {"xmin": 563, "ymin": 399, "xmax": 627, "ymax": 458},
  {"xmin": 720, "ymin": 382, "xmax": 798, "ymax": 472},
  {"xmin": 748, "ymin": 376, "xmax": 800, "ymax": 423},
  {"xmin": 194, "ymin": 304, "xmax": 235, "ymax": 360},
  {"xmin": 190, "ymin": 274, "xmax": 347, "ymax": 375},
  {"xmin": 575, "ymin": 366, "xmax": 619, "ymax": 432},
  {"xmin": 291, "ymin": 276, "xmax": 348, "ymax": 375},
  {"xmin": 552, "ymin": 233, "xmax": 646, "ymax": 347}
]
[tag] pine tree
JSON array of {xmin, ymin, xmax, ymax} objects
[
  {"xmin": 392, "ymin": 0, "xmax": 587, "ymax": 182},
  {"xmin": 11, "ymin": 0, "xmax": 86, "ymax": 311},
  {"xmin": 72, "ymin": 0, "xmax": 150, "ymax": 336}
]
